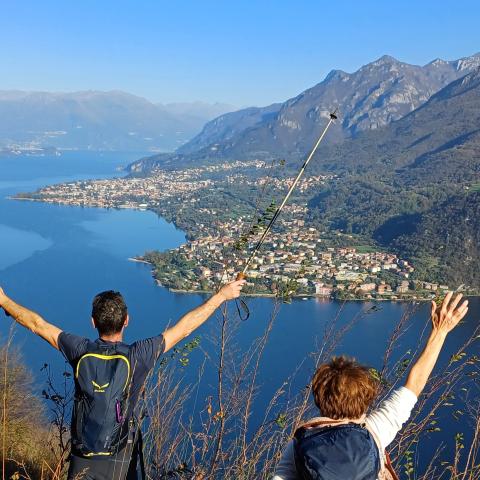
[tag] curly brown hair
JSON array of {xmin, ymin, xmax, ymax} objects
[
  {"xmin": 92, "ymin": 290, "xmax": 128, "ymax": 336},
  {"xmin": 311, "ymin": 356, "xmax": 379, "ymax": 419}
]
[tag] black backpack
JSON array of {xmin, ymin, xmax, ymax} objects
[
  {"xmin": 293, "ymin": 422, "xmax": 381, "ymax": 480},
  {"xmin": 71, "ymin": 342, "xmax": 132, "ymax": 457}
]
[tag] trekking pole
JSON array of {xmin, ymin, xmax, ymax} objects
[{"xmin": 236, "ymin": 111, "xmax": 337, "ymax": 281}]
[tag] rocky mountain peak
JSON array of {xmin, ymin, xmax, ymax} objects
[
  {"xmin": 165, "ymin": 52, "xmax": 480, "ymax": 165},
  {"xmin": 324, "ymin": 69, "xmax": 350, "ymax": 82},
  {"xmin": 372, "ymin": 54, "xmax": 400, "ymax": 65},
  {"xmin": 427, "ymin": 58, "xmax": 448, "ymax": 67},
  {"xmin": 454, "ymin": 52, "xmax": 480, "ymax": 71}
]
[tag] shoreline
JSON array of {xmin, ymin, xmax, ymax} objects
[
  {"xmin": 12, "ymin": 195, "xmax": 479, "ymax": 302},
  {"xmin": 165, "ymin": 286, "xmax": 480, "ymax": 301},
  {"xmin": 163, "ymin": 287, "xmax": 448, "ymax": 302},
  {"xmin": 159, "ymin": 280, "xmax": 453, "ymax": 302},
  {"xmin": 128, "ymin": 257, "xmax": 151, "ymax": 264},
  {"xmin": 134, "ymin": 256, "xmax": 473, "ymax": 302}
]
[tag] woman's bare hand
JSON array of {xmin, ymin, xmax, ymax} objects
[{"xmin": 431, "ymin": 292, "xmax": 469, "ymax": 335}]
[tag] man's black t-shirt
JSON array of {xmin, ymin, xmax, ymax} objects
[{"xmin": 58, "ymin": 332, "xmax": 165, "ymax": 479}]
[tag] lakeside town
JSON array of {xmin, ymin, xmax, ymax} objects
[
  {"xmin": 142, "ymin": 209, "xmax": 451, "ymax": 300},
  {"xmin": 13, "ymin": 161, "xmax": 470, "ymax": 300}
]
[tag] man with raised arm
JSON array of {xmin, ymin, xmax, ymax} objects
[
  {"xmin": 274, "ymin": 292, "xmax": 469, "ymax": 480},
  {"xmin": 0, "ymin": 278, "xmax": 245, "ymax": 480}
]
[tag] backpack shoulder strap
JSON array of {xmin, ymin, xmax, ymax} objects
[
  {"xmin": 364, "ymin": 424, "xmax": 399, "ymax": 480},
  {"xmin": 295, "ymin": 416, "xmax": 366, "ymax": 436},
  {"xmin": 363, "ymin": 424, "xmax": 385, "ymax": 463},
  {"xmin": 294, "ymin": 417, "xmax": 346, "ymax": 439}
]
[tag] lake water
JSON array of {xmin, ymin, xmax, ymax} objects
[{"xmin": 0, "ymin": 152, "xmax": 479, "ymax": 472}]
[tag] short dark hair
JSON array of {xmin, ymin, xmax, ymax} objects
[
  {"xmin": 91, "ymin": 291, "xmax": 128, "ymax": 336},
  {"xmin": 311, "ymin": 356, "xmax": 378, "ymax": 419}
]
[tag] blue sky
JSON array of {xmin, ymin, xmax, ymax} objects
[{"xmin": 1, "ymin": 0, "xmax": 479, "ymax": 106}]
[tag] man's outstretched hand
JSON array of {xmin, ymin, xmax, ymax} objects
[
  {"xmin": 431, "ymin": 292, "xmax": 469, "ymax": 335},
  {"xmin": 163, "ymin": 277, "xmax": 247, "ymax": 353},
  {"xmin": 217, "ymin": 278, "xmax": 246, "ymax": 302}
]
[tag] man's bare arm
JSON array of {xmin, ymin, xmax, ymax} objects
[
  {"xmin": 0, "ymin": 287, "xmax": 62, "ymax": 350},
  {"xmin": 405, "ymin": 292, "xmax": 469, "ymax": 397},
  {"xmin": 162, "ymin": 279, "xmax": 245, "ymax": 353}
]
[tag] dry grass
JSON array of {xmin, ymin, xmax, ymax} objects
[
  {"xmin": 3, "ymin": 302, "xmax": 480, "ymax": 479},
  {"xmin": 138, "ymin": 302, "xmax": 480, "ymax": 479},
  {"xmin": 0, "ymin": 338, "xmax": 62, "ymax": 479}
]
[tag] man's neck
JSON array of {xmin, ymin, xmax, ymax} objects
[{"xmin": 99, "ymin": 332, "xmax": 123, "ymax": 343}]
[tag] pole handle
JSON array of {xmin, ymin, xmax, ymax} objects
[{"xmin": 236, "ymin": 272, "xmax": 247, "ymax": 281}]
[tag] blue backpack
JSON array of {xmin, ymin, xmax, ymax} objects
[
  {"xmin": 293, "ymin": 422, "xmax": 381, "ymax": 480},
  {"xmin": 71, "ymin": 343, "xmax": 133, "ymax": 457}
]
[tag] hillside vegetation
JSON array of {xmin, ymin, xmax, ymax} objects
[
  {"xmin": 306, "ymin": 70, "xmax": 480, "ymax": 287},
  {"xmin": 0, "ymin": 342, "xmax": 55, "ymax": 477},
  {"xmin": 129, "ymin": 66, "xmax": 480, "ymax": 289}
]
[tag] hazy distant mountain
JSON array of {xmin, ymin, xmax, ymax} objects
[
  {"xmin": 160, "ymin": 101, "xmax": 235, "ymax": 122},
  {"xmin": 0, "ymin": 90, "xmax": 234, "ymax": 152},
  {"xmin": 177, "ymin": 103, "xmax": 282, "ymax": 154},
  {"xmin": 172, "ymin": 52, "xmax": 480, "ymax": 162}
]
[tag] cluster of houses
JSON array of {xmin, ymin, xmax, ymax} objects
[
  {"xmin": 26, "ymin": 170, "xmax": 213, "ymax": 209},
  {"xmin": 21, "ymin": 160, "xmax": 270, "ymax": 210},
  {"xmin": 21, "ymin": 162, "xmax": 450, "ymax": 299},
  {"xmin": 225, "ymin": 172, "xmax": 336, "ymax": 194},
  {"xmin": 156, "ymin": 213, "xmax": 446, "ymax": 299},
  {"xmin": 27, "ymin": 160, "xmax": 333, "ymax": 215}
]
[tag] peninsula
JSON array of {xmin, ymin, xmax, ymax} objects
[{"xmin": 13, "ymin": 160, "xmax": 474, "ymax": 301}]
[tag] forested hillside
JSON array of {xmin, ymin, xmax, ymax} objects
[
  {"xmin": 388, "ymin": 192, "xmax": 480, "ymax": 286},
  {"xmin": 127, "ymin": 61, "xmax": 480, "ymax": 289},
  {"xmin": 307, "ymin": 70, "xmax": 480, "ymax": 287}
]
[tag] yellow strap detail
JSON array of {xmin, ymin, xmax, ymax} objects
[
  {"xmin": 76, "ymin": 353, "xmax": 131, "ymax": 392},
  {"xmin": 83, "ymin": 451, "xmax": 112, "ymax": 457}
]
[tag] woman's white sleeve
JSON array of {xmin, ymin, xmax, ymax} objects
[{"xmin": 366, "ymin": 386, "xmax": 418, "ymax": 450}]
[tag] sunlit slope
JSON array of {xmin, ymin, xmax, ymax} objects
[
  {"xmin": 129, "ymin": 52, "xmax": 480, "ymax": 170},
  {"xmin": 308, "ymin": 70, "xmax": 480, "ymax": 287}
]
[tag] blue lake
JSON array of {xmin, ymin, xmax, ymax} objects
[{"xmin": 0, "ymin": 152, "xmax": 478, "ymax": 470}]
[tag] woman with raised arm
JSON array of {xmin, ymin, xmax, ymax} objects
[{"xmin": 274, "ymin": 292, "xmax": 469, "ymax": 480}]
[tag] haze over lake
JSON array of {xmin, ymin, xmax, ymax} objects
[{"xmin": 0, "ymin": 152, "xmax": 478, "ymax": 465}]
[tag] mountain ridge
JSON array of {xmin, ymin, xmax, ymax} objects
[
  {"xmin": 0, "ymin": 90, "xmax": 235, "ymax": 152},
  {"xmin": 156, "ymin": 52, "xmax": 480, "ymax": 167}
]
